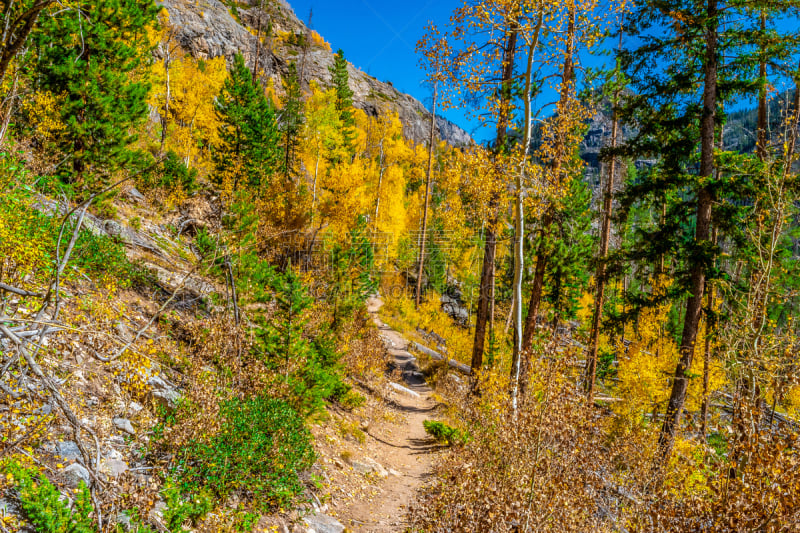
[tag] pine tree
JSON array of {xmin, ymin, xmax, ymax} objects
[
  {"xmin": 280, "ymin": 61, "xmax": 305, "ymax": 182},
  {"xmin": 542, "ymin": 178, "xmax": 593, "ymax": 330},
  {"xmin": 33, "ymin": 0, "xmax": 159, "ymax": 190},
  {"xmin": 329, "ymin": 49, "xmax": 355, "ymax": 157},
  {"xmin": 254, "ymin": 265, "xmax": 343, "ymax": 416},
  {"xmin": 214, "ymin": 52, "xmax": 280, "ymax": 192},
  {"xmin": 618, "ymin": 0, "xmax": 800, "ymax": 462}
]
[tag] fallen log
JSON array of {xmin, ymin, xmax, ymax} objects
[
  {"xmin": 0, "ymin": 283, "xmax": 42, "ymax": 298},
  {"xmin": 411, "ymin": 341, "xmax": 472, "ymax": 375}
]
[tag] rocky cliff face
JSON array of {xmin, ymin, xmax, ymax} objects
[{"xmin": 158, "ymin": 0, "xmax": 472, "ymax": 147}]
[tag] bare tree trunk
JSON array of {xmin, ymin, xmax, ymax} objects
[
  {"xmin": 252, "ymin": 0, "xmax": 265, "ymax": 84},
  {"xmin": 510, "ymin": 13, "xmax": 543, "ymax": 412},
  {"xmin": 700, "ymin": 227, "xmax": 718, "ymax": 442},
  {"xmin": 298, "ymin": 9, "xmax": 314, "ymax": 90},
  {"xmin": 471, "ymin": 29, "xmax": 517, "ymax": 372},
  {"xmin": 658, "ymin": 0, "xmax": 718, "ymax": 462},
  {"xmin": 311, "ymin": 150, "xmax": 321, "ymax": 226},
  {"xmin": 374, "ymin": 139, "xmax": 386, "ymax": 228},
  {"xmin": 415, "ymin": 83, "xmax": 437, "ymax": 308},
  {"xmin": 520, "ymin": 211, "xmax": 550, "ymax": 351},
  {"xmin": 755, "ymin": 10, "xmax": 768, "ymax": 161},
  {"xmin": 585, "ymin": 32, "xmax": 622, "ymax": 398},
  {"xmin": 472, "ymin": 227, "xmax": 497, "ymax": 370},
  {"xmin": 0, "ymin": 65, "xmax": 18, "ymax": 144},
  {"xmin": 0, "ymin": 0, "xmax": 52, "ymax": 86},
  {"xmin": 489, "ymin": 259, "xmax": 496, "ymax": 341},
  {"xmin": 519, "ymin": 2, "xmax": 575, "ymax": 379},
  {"xmin": 160, "ymin": 45, "xmax": 172, "ymax": 156}
]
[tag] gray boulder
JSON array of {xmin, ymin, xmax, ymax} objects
[
  {"xmin": 148, "ymin": 376, "xmax": 180, "ymax": 408},
  {"xmin": 302, "ymin": 513, "xmax": 345, "ymax": 533},
  {"xmin": 46, "ymin": 440, "xmax": 82, "ymax": 461},
  {"xmin": 63, "ymin": 464, "xmax": 91, "ymax": 487},
  {"xmin": 350, "ymin": 457, "xmax": 388, "ymax": 478},
  {"xmin": 113, "ymin": 417, "xmax": 136, "ymax": 435}
]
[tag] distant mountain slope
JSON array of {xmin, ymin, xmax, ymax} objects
[
  {"xmin": 159, "ymin": 0, "xmax": 472, "ymax": 147},
  {"xmin": 579, "ymin": 90, "xmax": 799, "ymax": 181}
]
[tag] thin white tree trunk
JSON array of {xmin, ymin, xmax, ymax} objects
[{"xmin": 511, "ymin": 12, "xmax": 543, "ymax": 413}]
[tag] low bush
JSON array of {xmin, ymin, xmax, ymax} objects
[
  {"xmin": 2, "ymin": 460, "xmax": 94, "ymax": 533},
  {"xmin": 176, "ymin": 396, "xmax": 315, "ymax": 512},
  {"xmin": 423, "ymin": 420, "xmax": 470, "ymax": 446},
  {"xmin": 140, "ymin": 150, "xmax": 198, "ymax": 194}
]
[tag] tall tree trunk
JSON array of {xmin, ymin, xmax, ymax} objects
[
  {"xmin": 374, "ymin": 139, "xmax": 386, "ymax": 228},
  {"xmin": 658, "ymin": 0, "xmax": 718, "ymax": 462},
  {"xmin": 415, "ymin": 83, "xmax": 437, "ymax": 308},
  {"xmin": 700, "ymin": 227, "xmax": 718, "ymax": 442},
  {"xmin": 252, "ymin": 0, "xmax": 264, "ymax": 84},
  {"xmin": 519, "ymin": 1, "xmax": 575, "ymax": 370},
  {"xmin": 521, "ymin": 211, "xmax": 551, "ymax": 353},
  {"xmin": 471, "ymin": 29, "xmax": 518, "ymax": 372},
  {"xmin": 755, "ymin": 10, "xmax": 767, "ymax": 161},
  {"xmin": 585, "ymin": 32, "xmax": 623, "ymax": 398},
  {"xmin": 510, "ymin": 13, "xmax": 543, "ymax": 412},
  {"xmin": 299, "ymin": 9, "xmax": 313, "ymax": 87},
  {"xmin": 0, "ymin": 0, "xmax": 52, "ymax": 86},
  {"xmin": 160, "ymin": 48, "xmax": 172, "ymax": 156}
]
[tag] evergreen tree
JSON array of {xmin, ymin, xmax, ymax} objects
[
  {"xmin": 33, "ymin": 0, "xmax": 159, "ymax": 190},
  {"xmin": 280, "ymin": 61, "xmax": 305, "ymax": 182},
  {"xmin": 329, "ymin": 49, "xmax": 356, "ymax": 156},
  {"xmin": 253, "ymin": 264, "xmax": 344, "ymax": 416},
  {"xmin": 542, "ymin": 178, "xmax": 594, "ymax": 329},
  {"xmin": 618, "ymin": 0, "xmax": 800, "ymax": 462},
  {"xmin": 214, "ymin": 52, "xmax": 280, "ymax": 192}
]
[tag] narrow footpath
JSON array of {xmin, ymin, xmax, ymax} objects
[{"xmin": 339, "ymin": 297, "xmax": 440, "ymax": 532}]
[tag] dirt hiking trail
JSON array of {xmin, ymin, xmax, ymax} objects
[{"xmin": 341, "ymin": 296, "xmax": 440, "ymax": 532}]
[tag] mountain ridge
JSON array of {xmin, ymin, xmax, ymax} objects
[{"xmin": 158, "ymin": 0, "xmax": 472, "ymax": 147}]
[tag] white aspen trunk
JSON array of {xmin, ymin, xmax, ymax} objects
[{"xmin": 511, "ymin": 12, "xmax": 543, "ymax": 413}]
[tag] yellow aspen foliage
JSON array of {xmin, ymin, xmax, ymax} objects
[
  {"xmin": 310, "ymin": 30, "xmax": 331, "ymax": 51},
  {"xmin": 367, "ymin": 111, "xmax": 412, "ymax": 241},
  {"xmin": 576, "ymin": 291, "xmax": 595, "ymax": 323},
  {"xmin": 149, "ymin": 27, "xmax": 227, "ymax": 172},
  {"xmin": 20, "ymin": 91, "xmax": 65, "ymax": 143},
  {"xmin": 301, "ymin": 82, "xmax": 344, "ymax": 220},
  {"xmin": 320, "ymin": 156, "xmax": 372, "ymax": 238},
  {"xmin": 440, "ymin": 144, "xmax": 509, "ymax": 231},
  {"xmin": 613, "ymin": 278, "xmax": 726, "ymax": 426}
]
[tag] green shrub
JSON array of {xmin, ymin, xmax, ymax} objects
[
  {"xmin": 177, "ymin": 397, "xmax": 315, "ymax": 512},
  {"xmin": 596, "ymin": 346, "xmax": 617, "ymax": 380},
  {"xmin": 337, "ymin": 389, "xmax": 366, "ymax": 410},
  {"xmin": 423, "ymin": 420, "xmax": 470, "ymax": 446},
  {"xmin": 253, "ymin": 267, "xmax": 346, "ymax": 416},
  {"xmin": 161, "ymin": 480, "xmax": 213, "ymax": 532},
  {"xmin": 707, "ymin": 432, "xmax": 728, "ymax": 457},
  {"xmin": 2, "ymin": 460, "xmax": 94, "ymax": 532},
  {"xmin": 194, "ymin": 228, "xmax": 217, "ymax": 259},
  {"xmin": 142, "ymin": 150, "xmax": 197, "ymax": 193}
]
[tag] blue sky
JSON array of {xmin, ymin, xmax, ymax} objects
[{"xmin": 287, "ymin": 1, "xmax": 800, "ymax": 141}]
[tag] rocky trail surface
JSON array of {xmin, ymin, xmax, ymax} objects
[{"xmin": 334, "ymin": 296, "xmax": 441, "ymax": 532}]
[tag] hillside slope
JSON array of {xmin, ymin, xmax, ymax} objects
[{"xmin": 159, "ymin": 0, "xmax": 472, "ymax": 147}]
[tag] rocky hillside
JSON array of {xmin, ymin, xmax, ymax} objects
[{"xmin": 159, "ymin": 0, "xmax": 472, "ymax": 147}]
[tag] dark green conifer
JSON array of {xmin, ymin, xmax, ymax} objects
[
  {"xmin": 542, "ymin": 178, "xmax": 593, "ymax": 329},
  {"xmin": 214, "ymin": 52, "xmax": 280, "ymax": 191},
  {"xmin": 33, "ymin": 0, "xmax": 159, "ymax": 190},
  {"xmin": 280, "ymin": 61, "xmax": 305, "ymax": 182},
  {"xmin": 329, "ymin": 49, "xmax": 356, "ymax": 156},
  {"xmin": 617, "ymin": 0, "xmax": 800, "ymax": 461}
]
